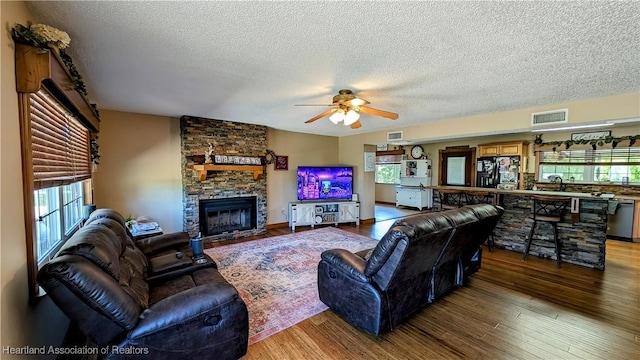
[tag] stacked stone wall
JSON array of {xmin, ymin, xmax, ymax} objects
[{"xmin": 181, "ymin": 116, "xmax": 267, "ymax": 241}]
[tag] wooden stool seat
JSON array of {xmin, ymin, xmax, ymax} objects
[{"xmin": 523, "ymin": 195, "xmax": 570, "ymax": 268}]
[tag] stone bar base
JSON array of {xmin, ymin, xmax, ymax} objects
[{"xmin": 493, "ymin": 194, "xmax": 607, "ymax": 270}]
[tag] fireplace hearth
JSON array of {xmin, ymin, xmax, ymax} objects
[{"xmin": 199, "ymin": 197, "xmax": 257, "ymax": 237}]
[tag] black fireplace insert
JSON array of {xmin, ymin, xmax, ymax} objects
[{"xmin": 199, "ymin": 196, "xmax": 257, "ymax": 236}]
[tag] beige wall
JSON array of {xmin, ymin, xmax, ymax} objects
[
  {"xmin": 93, "ymin": 110, "xmax": 183, "ymax": 232},
  {"xmin": 1, "ymin": 1, "xmax": 70, "ymax": 356},
  {"xmin": 266, "ymin": 129, "xmax": 339, "ymax": 224},
  {"xmin": 338, "ymin": 138, "xmax": 377, "ymax": 221},
  {"xmin": 376, "ymin": 184, "xmax": 398, "ymax": 204}
]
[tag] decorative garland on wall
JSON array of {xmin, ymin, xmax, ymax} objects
[{"xmin": 535, "ymin": 134, "xmax": 638, "ymax": 150}]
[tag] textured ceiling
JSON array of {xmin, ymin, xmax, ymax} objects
[{"xmin": 26, "ymin": 1, "xmax": 640, "ymax": 137}]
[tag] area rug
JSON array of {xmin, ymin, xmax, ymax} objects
[{"xmin": 204, "ymin": 227, "xmax": 379, "ymax": 345}]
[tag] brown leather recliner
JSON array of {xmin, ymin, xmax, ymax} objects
[
  {"xmin": 38, "ymin": 209, "xmax": 249, "ymax": 360},
  {"xmin": 317, "ymin": 204, "xmax": 504, "ymax": 335}
]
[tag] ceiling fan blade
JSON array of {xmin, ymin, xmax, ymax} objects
[
  {"xmin": 358, "ymin": 106, "xmax": 399, "ymax": 120},
  {"xmin": 350, "ymin": 120, "xmax": 362, "ymax": 129},
  {"xmin": 304, "ymin": 109, "xmax": 336, "ymax": 123},
  {"xmin": 295, "ymin": 104, "xmax": 335, "ymax": 107}
]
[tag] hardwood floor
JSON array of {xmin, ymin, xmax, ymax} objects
[{"xmin": 228, "ymin": 220, "xmax": 640, "ymax": 360}]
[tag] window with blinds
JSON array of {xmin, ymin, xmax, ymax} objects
[
  {"xmin": 27, "ymin": 90, "xmax": 91, "ymax": 267},
  {"xmin": 30, "ymin": 89, "xmax": 91, "ymax": 189},
  {"xmin": 538, "ymin": 148, "xmax": 640, "ymax": 183}
]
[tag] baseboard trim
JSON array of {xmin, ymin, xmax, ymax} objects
[
  {"xmin": 361, "ymin": 218, "xmax": 375, "ymax": 225},
  {"xmin": 375, "ymin": 201, "xmax": 395, "ymax": 205},
  {"xmin": 267, "ymin": 222, "xmax": 289, "ymax": 230}
]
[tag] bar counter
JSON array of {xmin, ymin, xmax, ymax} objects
[{"xmin": 431, "ymin": 186, "xmax": 608, "ymax": 270}]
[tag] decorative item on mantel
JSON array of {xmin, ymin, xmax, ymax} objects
[
  {"xmin": 204, "ymin": 142, "xmax": 214, "ymax": 164},
  {"xmin": 187, "ymin": 147, "xmax": 270, "ymax": 181}
]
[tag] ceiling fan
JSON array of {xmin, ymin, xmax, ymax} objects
[{"xmin": 296, "ymin": 89, "xmax": 398, "ymax": 129}]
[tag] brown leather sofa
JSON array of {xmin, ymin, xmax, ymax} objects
[
  {"xmin": 317, "ymin": 204, "xmax": 504, "ymax": 335},
  {"xmin": 38, "ymin": 208, "xmax": 248, "ymax": 360}
]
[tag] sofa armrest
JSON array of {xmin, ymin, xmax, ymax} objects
[
  {"xmin": 135, "ymin": 232, "xmax": 190, "ymax": 256},
  {"xmin": 320, "ymin": 249, "xmax": 369, "ymax": 282}
]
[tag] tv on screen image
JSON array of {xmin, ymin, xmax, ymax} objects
[{"xmin": 297, "ymin": 167, "xmax": 353, "ymax": 201}]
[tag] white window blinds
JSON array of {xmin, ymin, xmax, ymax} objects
[{"xmin": 30, "ymin": 89, "xmax": 91, "ymax": 189}]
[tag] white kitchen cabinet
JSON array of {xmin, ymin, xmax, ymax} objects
[
  {"xmin": 289, "ymin": 201, "xmax": 360, "ymax": 231},
  {"xmin": 396, "ymin": 187, "xmax": 432, "ymax": 211}
]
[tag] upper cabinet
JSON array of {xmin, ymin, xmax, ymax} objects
[{"xmin": 478, "ymin": 141, "xmax": 529, "ymax": 157}]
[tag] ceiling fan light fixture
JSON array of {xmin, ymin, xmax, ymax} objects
[
  {"xmin": 343, "ymin": 109, "xmax": 360, "ymax": 126},
  {"xmin": 329, "ymin": 110, "xmax": 345, "ymax": 124},
  {"xmin": 349, "ymin": 98, "xmax": 367, "ymax": 106},
  {"xmin": 299, "ymin": 89, "xmax": 398, "ymax": 128}
]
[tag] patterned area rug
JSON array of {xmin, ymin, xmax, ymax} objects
[{"xmin": 204, "ymin": 227, "xmax": 379, "ymax": 345}]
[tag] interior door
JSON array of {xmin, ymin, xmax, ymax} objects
[{"xmin": 439, "ymin": 148, "xmax": 476, "ymax": 186}]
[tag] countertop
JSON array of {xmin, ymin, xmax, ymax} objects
[
  {"xmin": 396, "ymin": 185, "xmax": 428, "ymax": 190},
  {"xmin": 429, "ymin": 185, "xmax": 640, "ymax": 201}
]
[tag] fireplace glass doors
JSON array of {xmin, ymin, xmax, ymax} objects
[{"xmin": 199, "ymin": 197, "xmax": 257, "ymax": 236}]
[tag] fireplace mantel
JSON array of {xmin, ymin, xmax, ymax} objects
[{"xmin": 192, "ymin": 164, "xmax": 264, "ymax": 181}]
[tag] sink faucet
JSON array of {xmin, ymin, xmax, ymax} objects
[{"xmin": 548, "ymin": 175, "xmax": 567, "ymax": 192}]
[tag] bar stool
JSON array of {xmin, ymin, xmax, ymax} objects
[
  {"xmin": 464, "ymin": 190, "xmax": 496, "ymax": 251},
  {"xmin": 464, "ymin": 190, "xmax": 495, "ymax": 206},
  {"xmin": 437, "ymin": 188, "xmax": 464, "ymax": 211},
  {"xmin": 523, "ymin": 195, "xmax": 570, "ymax": 268}
]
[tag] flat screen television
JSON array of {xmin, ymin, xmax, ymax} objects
[{"xmin": 297, "ymin": 166, "xmax": 353, "ymax": 201}]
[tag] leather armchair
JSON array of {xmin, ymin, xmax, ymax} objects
[
  {"xmin": 317, "ymin": 204, "xmax": 504, "ymax": 335},
  {"xmin": 39, "ymin": 210, "xmax": 248, "ymax": 360}
]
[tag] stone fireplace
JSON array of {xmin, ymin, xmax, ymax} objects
[
  {"xmin": 199, "ymin": 197, "xmax": 257, "ymax": 236},
  {"xmin": 181, "ymin": 116, "xmax": 267, "ymax": 241}
]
